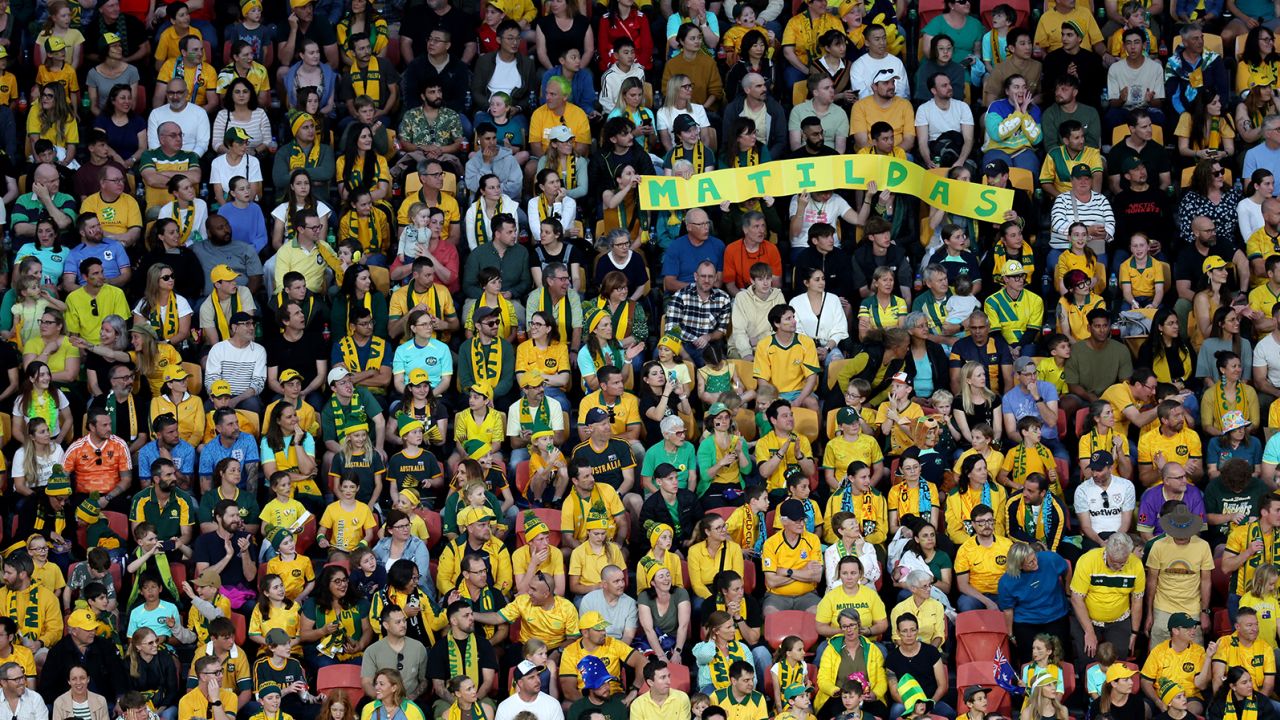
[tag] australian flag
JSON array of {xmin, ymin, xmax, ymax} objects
[{"xmin": 994, "ymin": 648, "xmax": 1026, "ymax": 695}]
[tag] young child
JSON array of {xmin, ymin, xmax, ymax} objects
[
  {"xmin": 442, "ymin": 479, "xmax": 505, "ymax": 539},
  {"xmin": 754, "ymin": 383, "xmax": 777, "ymax": 438},
  {"xmin": 392, "ymin": 489, "xmax": 431, "ymax": 542},
  {"xmin": 780, "ymin": 685, "xmax": 817, "ymax": 720},
  {"xmin": 477, "ymin": 2, "xmax": 505, "ymax": 53},
  {"xmin": 527, "ymin": 427, "xmax": 569, "ymax": 507},
  {"xmin": 521, "ymin": 639, "xmax": 558, "ymax": 699},
  {"xmin": 655, "ymin": 331, "xmax": 692, "ymax": 394},
  {"xmin": 929, "ymin": 390, "xmax": 960, "ymax": 460},
  {"xmin": 839, "ymin": 379, "xmax": 877, "ymax": 432},
  {"xmin": 1036, "ymin": 334, "xmax": 1071, "ymax": 396},
  {"xmin": 35, "ymin": 37, "xmax": 79, "ymax": 107},
  {"xmin": 823, "ymin": 407, "xmax": 885, "ymax": 492},
  {"xmin": 478, "ymin": 92, "xmax": 530, "ymax": 165},
  {"xmin": 697, "ymin": 342, "xmax": 752, "ymax": 409},
  {"xmin": 1155, "ymin": 680, "xmax": 1191, "ymax": 720},
  {"xmin": 543, "ymin": 47, "xmax": 598, "ymax": 115},
  {"xmin": 953, "ymin": 423, "xmax": 1006, "ymax": 477},
  {"xmin": 26, "ymin": 535, "xmax": 65, "ymax": 596},
  {"xmin": 76, "ymin": 495, "xmax": 124, "ymax": 560},
  {"xmin": 124, "ymin": 523, "xmax": 182, "ymax": 606},
  {"xmin": 66, "ymin": 547, "xmax": 116, "ymax": 612},
  {"xmin": 152, "ymin": 2, "xmax": 202, "ymax": 71},
  {"xmin": 1107, "ymin": 1, "xmax": 1158, "ymax": 58},
  {"xmin": 247, "ymin": 683, "xmax": 293, "ymax": 720},
  {"xmin": 858, "ymin": 122, "xmax": 907, "ymax": 160},
  {"xmin": 980, "ymin": 4, "xmax": 1016, "ymax": 76},
  {"xmin": 264, "ymin": 528, "xmax": 315, "ymax": 601},
  {"xmin": 690, "ymin": 694, "xmax": 710, "ymax": 719},
  {"xmin": 768, "ymin": 637, "xmax": 811, "ymax": 710},
  {"xmin": 260, "ymin": 472, "xmax": 312, "ymax": 535},
  {"xmin": 82, "ymin": 582, "xmax": 120, "ymax": 648},
  {"xmin": 1020, "ymin": 634, "xmax": 1066, "ymax": 693},
  {"xmin": 998, "ymin": 417, "xmax": 1062, "ymax": 497},
  {"xmin": 834, "ymin": 679, "xmax": 868, "ymax": 720},
  {"xmin": 225, "ymin": 0, "xmax": 273, "ymax": 64},
  {"xmin": 394, "ymin": 202, "xmax": 432, "ymax": 279},
  {"xmin": 348, "ymin": 546, "xmax": 386, "ymax": 598},
  {"xmin": 946, "ymin": 277, "xmax": 981, "ymax": 325},
  {"xmin": 727, "ymin": 485, "xmax": 770, "ymax": 558},
  {"xmin": 181, "ymin": 570, "xmax": 233, "ymax": 645},
  {"xmin": 720, "ymin": 3, "xmax": 775, "ymax": 66},
  {"xmin": 1085, "ymin": 642, "xmax": 1117, "ymax": 698}
]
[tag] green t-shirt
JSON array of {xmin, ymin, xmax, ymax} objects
[
  {"xmin": 640, "ymin": 441, "xmax": 699, "ymax": 494},
  {"xmin": 197, "ymin": 486, "xmax": 261, "ymax": 526},
  {"xmin": 1204, "ymin": 476, "xmax": 1269, "ymax": 543},
  {"xmin": 138, "ymin": 148, "xmax": 201, "ymax": 175},
  {"xmin": 320, "ymin": 386, "xmax": 382, "ymax": 443}
]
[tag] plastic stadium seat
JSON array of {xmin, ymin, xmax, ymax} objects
[
  {"xmin": 514, "ymin": 508, "xmax": 562, "ymax": 547},
  {"xmin": 764, "ymin": 610, "xmax": 819, "ymax": 651},
  {"xmin": 105, "ymin": 511, "xmax": 128, "ymax": 541},
  {"xmin": 1056, "ymin": 408, "xmax": 1068, "ymax": 437},
  {"xmin": 667, "ymin": 663, "xmax": 691, "ymax": 692},
  {"xmin": 707, "ymin": 507, "xmax": 736, "ymax": 522},
  {"xmin": 418, "ymin": 509, "xmax": 443, "ymax": 549},
  {"xmin": 794, "ymin": 407, "xmax": 820, "ymax": 444},
  {"xmin": 955, "ymin": 610, "xmax": 1011, "ymax": 665},
  {"xmin": 956, "ymin": 662, "xmax": 1012, "ymax": 716},
  {"xmin": 1074, "ymin": 407, "xmax": 1091, "ymax": 436},
  {"xmin": 317, "ymin": 665, "xmax": 365, "ymax": 697},
  {"xmin": 743, "ymin": 558, "xmax": 757, "ymax": 595},
  {"xmin": 917, "ymin": 0, "xmax": 948, "ymax": 30},
  {"xmin": 296, "ymin": 516, "xmax": 318, "ymax": 554},
  {"xmin": 514, "ymin": 461, "xmax": 530, "ymax": 497},
  {"xmin": 232, "ymin": 612, "xmax": 246, "ymax": 645}
]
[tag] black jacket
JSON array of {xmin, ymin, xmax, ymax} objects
[
  {"xmin": 39, "ymin": 636, "xmax": 128, "ymax": 706},
  {"xmin": 638, "ymin": 488, "xmax": 703, "ymax": 553}
]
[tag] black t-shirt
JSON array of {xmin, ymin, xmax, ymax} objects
[
  {"xmin": 83, "ymin": 13, "xmax": 148, "ymax": 61},
  {"xmin": 570, "ymin": 438, "xmax": 635, "ymax": 491},
  {"xmin": 637, "ymin": 392, "xmax": 675, "ymax": 444},
  {"xmin": 530, "ymin": 241, "xmax": 579, "ymax": 276},
  {"xmin": 1174, "ymin": 240, "xmax": 1239, "ymax": 287},
  {"xmin": 795, "ymin": 246, "xmax": 861, "ymax": 299},
  {"xmin": 1108, "ymin": 139, "xmax": 1172, "ymax": 182},
  {"xmin": 1041, "ymin": 48, "xmax": 1104, "ymax": 109},
  {"xmin": 852, "ymin": 242, "xmax": 912, "ymax": 296},
  {"xmin": 400, "ymin": 5, "xmax": 476, "ymax": 61},
  {"xmin": 1112, "ymin": 186, "xmax": 1171, "ymax": 252},
  {"xmin": 192, "ymin": 531, "xmax": 257, "ymax": 588},
  {"xmin": 275, "ymin": 17, "xmax": 339, "ymax": 48},
  {"xmin": 885, "ymin": 643, "xmax": 944, "ymax": 698},
  {"xmin": 402, "ymin": 57, "xmax": 473, "ymax": 114},
  {"xmin": 268, "ymin": 332, "xmax": 326, "ymax": 389},
  {"xmin": 535, "ymin": 14, "xmax": 593, "ymax": 67},
  {"xmin": 425, "ymin": 632, "xmax": 498, "ymax": 680}
]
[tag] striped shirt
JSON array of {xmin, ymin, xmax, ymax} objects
[
  {"xmin": 1049, "ymin": 190, "xmax": 1115, "ymax": 249},
  {"xmin": 205, "ymin": 340, "xmax": 267, "ymax": 398}
]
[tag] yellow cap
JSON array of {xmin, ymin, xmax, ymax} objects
[
  {"xmin": 210, "ymin": 380, "xmax": 233, "ymax": 397},
  {"xmin": 163, "ymin": 366, "xmax": 190, "ymax": 383},
  {"xmin": 67, "ymin": 609, "xmax": 98, "ymax": 632}
]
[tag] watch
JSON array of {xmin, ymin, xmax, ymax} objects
[{"xmin": 786, "ymin": 568, "xmax": 794, "ymax": 578}]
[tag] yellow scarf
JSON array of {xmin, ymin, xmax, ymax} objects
[
  {"xmin": 536, "ymin": 288, "xmax": 568, "ymax": 342},
  {"xmin": 212, "ymin": 289, "xmax": 242, "ymax": 343},
  {"xmin": 671, "ymin": 141, "xmax": 706, "ymax": 173},
  {"xmin": 472, "ymin": 199, "xmax": 493, "ymax": 246},
  {"xmin": 149, "ymin": 292, "xmax": 179, "ymax": 339},
  {"xmin": 289, "ymin": 140, "xmax": 320, "ymax": 171},
  {"xmin": 597, "ymin": 297, "xmax": 632, "ymax": 341},
  {"xmin": 469, "ymin": 337, "xmax": 506, "ymax": 386},
  {"xmin": 351, "ymin": 56, "xmax": 382, "ymax": 104},
  {"xmin": 174, "ymin": 203, "xmax": 196, "ymax": 243},
  {"xmin": 347, "ymin": 291, "xmax": 372, "ymax": 335},
  {"xmin": 560, "ymin": 156, "xmax": 577, "ymax": 190}
]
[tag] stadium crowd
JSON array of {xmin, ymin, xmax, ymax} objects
[{"xmin": 5, "ymin": 1, "xmax": 1280, "ymax": 720}]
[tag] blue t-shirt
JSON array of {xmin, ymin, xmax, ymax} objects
[
  {"xmin": 127, "ymin": 599, "xmax": 183, "ymax": 638},
  {"xmin": 1263, "ymin": 433, "xmax": 1280, "ymax": 465},
  {"xmin": 63, "ymin": 239, "xmax": 131, "ymax": 283},
  {"xmin": 198, "ymin": 432, "xmax": 261, "ymax": 484},
  {"xmin": 217, "ymin": 203, "xmax": 270, "ymax": 253},
  {"xmin": 660, "ymin": 235, "xmax": 725, "ymax": 287},
  {"xmin": 997, "ymin": 550, "xmax": 1070, "ymax": 624},
  {"xmin": 1206, "ymin": 435, "xmax": 1263, "ymax": 470},
  {"xmin": 1001, "ymin": 382, "xmax": 1061, "ymax": 440},
  {"xmin": 137, "ymin": 440, "xmax": 197, "ymax": 480},
  {"xmin": 474, "ymin": 112, "xmax": 529, "ymax": 148},
  {"xmin": 392, "ymin": 338, "xmax": 452, "ymax": 386}
]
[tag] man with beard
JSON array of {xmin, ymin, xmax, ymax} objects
[
  {"xmin": 786, "ymin": 117, "xmax": 841, "ymax": 159},
  {"xmin": 364, "ymin": 605, "xmax": 430, "ymax": 701},
  {"xmin": 398, "ymin": 79, "xmax": 465, "ymax": 178},
  {"xmin": 129, "ymin": 458, "xmax": 197, "ymax": 561},
  {"xmin": 1111, "ymin": 157, "xmax": 1171, "ymax": 253},
  {"xmin": 135, "ymin": 414, "xmax": 197, "ymax": 491},
  {"xmin": 339, "ymin": 33, "xmax": 400, "ymax": 125},
  {"xmin": 914, "ymin": 72, "xmax": 974, "ymax": 170},
  {"xmin": 192, "ymin": 216, "xmax": 263, "ymax": 298},
  {"xmin": 722, "ymin": 72, "xmax": 788, "ymax": 159},
  {"xmin": 789, "ymin": 75, "xmax": 849, "ymax": 154},
  {"xmin": 0, "ymin": 553, "xmax": 62, "ymax": 665},
  {"xmin": 269, "ymin": 114, "xmax": 335, "ymax": 201},
  {"xmin": 65, "ymin": 407, "xmax": 134, "ymax": 513},
  {"xmin": 1040, "ymin": 21, "xmax": 1104, "ymax": 110},
  {"xmin": 193, "ymin": 500, "xmax": 258, "ymax": 598},
  {"xmin": 426, "ymin": 601, "xmax": 499, "ymax": 716},
  {"xmin": 588, "ymin": 117, "xmax": 654, "ymax": 213},
  {"xmin": 84, "ymin": 363, "xmax": 150, "ymax": 455}
]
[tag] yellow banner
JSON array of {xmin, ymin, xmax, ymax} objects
[{"xmin": 639, "ymin": 155, "xmax": 1014, "ymax": 221}]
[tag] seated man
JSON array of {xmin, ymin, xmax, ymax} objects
[{"xmin": 753, "ymin": 304, "xmax": 820, "ymax": 411}]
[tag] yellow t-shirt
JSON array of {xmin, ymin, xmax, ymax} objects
[
  {"xmin": 497, "ymin": 593, "xmax": 580, "ymax": 647},
  {"xmin": 953, "ymin": 535, "xmax": 1012, "ymax": 594},
  {"xmin": 1100, "ymin": 382, "xmax": 1140, "ymax": 437},
  {"xmin": 529, "ymin": 103, "xmax": 591, "ymax": 147},
  {"xmin": 453, "ymin": 408, "xmax": 505, "ymax": 447},
  {"xmin": 260, "ymin": 498, "xmax": 309, "ymax": 533},
  {"xmin": 397, "ymin": 191, "xmax": 460, "ymax": 232},
  {"xmin": 35, "ymin": 64, "xmax": 79, "ymax": 94},
  {"xmin": 1248, "ymin": 228, "xmax": 1280, "ymax": 288},
  {"xmin": 1078, "ymin": 428, "xmax": 1131, "ymax": 463},
  {"xmin": 559, "ymin": 637, "xmax": 634, "ymax": 695},
  {"xmin": 511, "ymin": 542, "xmax": 566, "ymax": 579},
  {"xmin": 815, "ymin": 584, "xmax": 886, "ymax": 631},
  {"xmin": 755, "ymin": 431, "xmax": 815, "ymax": 492},
  {"xmin": 0, "ymin": 71, "xmax": 18, "ymax": 106},
  {"xmin": 1118, "ymin": 256, "xmax": 1165, "ymax": 299},
  {"xmin": 875, "ymin": 401, "xmax": 925, "ymax": 457},
  {"xmin": 24, "ymin": 107, "xmax": 78, "ymax": 149},
  {"xmin": 1034, "ymin": 6, "xmax": 1103, "ymax": 51},
  {"xmin": 265, "ymin": 555, "xmax": 315, "ymax": 600},
  {"xmin": 890, "ymin": 597, "xmax": 947, "ymax": 646},
  {"xmin": 80, "ymin": 192, "xmax": 142, "ymax": 238},
  {"xmin": 247, "ymin": 603, "xmax": 302, "ymax": 650},
  {"xmin": 1137, "ymin": 427, "xmax": 1203, "ymax": 466},
  {"xmin": 753, "ymin": 334, "xmax": 819, "ymax": 394},
  {"xmin": 178, "ymin": 689, "xmax": 238, "ymax": 720},
  {"xmin": 388, "ymin": 283, "xmax": 455, "ymax": 323},
  {"xmin": 568, "ymin": 541, "xmax": 625, "ymax": 587},
  {"xmin": 760, "ymin": 530, "xmax": 823, "ymax": 596},
  {"xmin": 1174, "ymin": 111, "xmax": 1236, "ymax": 152},
  {"xmin": 30, "ymin": 561, "xmax": 64, "ymax": 594},
  {"xmin": 157, "ymin": 59, "xmax": 218, "ymax": 105},
  {"xmin": 822, "ymin": 433, "xmax": 883, "ymax": 473},
  {"xmin": 1212, "ymin": 632, "xmax": 1276, "ymax": 690},
  {"xmin": 153, "ymin": 26, "xmax": 204, "ymax": 64},
  {"xmin": 823, "ymin": 489, "xmax": 888, "ymax": 545},
  {"xmin": 1241, "ymin": 592, "xmax": 1280, "ymax": 648},
  {"xmin": 782, "ymin": 10, "xmax": 847, "ymax": 66},
  {"xmin": 1145, "ymin": 535, "xmax": 1214, "ymax": 613},
  {"xmin": 560, "ymin": 484, "xmax": 625, "ymax": 541},
  {"xmin": 1141, "ymin": 640, "xmax": 1206, "ymax": 699},
  {"xmin": 516, "ymin": 340, "xmax": 572, "ymax": 378},
  {"xmin": 319, "ymin": 501, "xmax": 376, "ymax": 552},
  {"xmin": 1069, "ymin": 548, "xmax": 1145, "ymax": 622},
  {"xmin": 578, "ymin": 390, "xmax": 642, "ymax": 436}
]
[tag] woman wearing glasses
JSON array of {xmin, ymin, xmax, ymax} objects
[
  {"xmin": 132, "ymin": 264, "xmax": 193, "ymax": 351},
  {"xmin": 1176, "ymin": 159, "xmax": 1242, "ymax": 247},
  {"xmin": 300, "ymin": 565, "xmax": 373, "ymax": 669},
  {"xmin": 22, "ymin": 309, "xmax": 79, "ymax": 388}
]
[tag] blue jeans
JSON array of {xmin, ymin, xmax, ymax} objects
[
  {"xmin": 956, "ymin": 592, "xmax": 999, "ymax": 612},
  {"xmin": 982, "ymin": 148, "xmax": 1039, "ymax": 173}
]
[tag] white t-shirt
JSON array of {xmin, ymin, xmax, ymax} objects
[
  {"xmin": 1106, "ymin": 57, "xmax": 1166, "ymax": 110},
  {"xmin": 788, "ymin": 193, "xmax": 853, "ymax": 248},
  {"xmin": 914, "ymin": 99, "xmax": 975, "ymax": 140},
  {"xmin": 270, "ymin": 201, "xmax": 333, "ymax": 227},
  {"xmin": 1240, "ymin": 198, "xmax": 1266, "ymax": 242},
  {"xmin": 505, "ymin": 396, "xmax": 566, "ymax": 437},
  {"xmin": 657, "ymin": 104, "xmax": 711, "ymax": 135},
  {"xmin": 1255, "ymin": 333, "xmax": 1280, "ymax": 388},
  {"xmin": 209, "ymin": 153, "xmax": 263, "ymax": 195},
  {"xmin": 488, "ymin": 57, "xmax": 522, "ymax": 98},
  {"xmin": 495, "ymin": 693, "xmax": 563, "ymax": 720},
  {"xmin": 133, "ymin": 294, "xmax": 194, "ymax": 329},
  {"xmin": 11, "ymin": 444, "xmax": 66, "ymax": 487},
  {"xmin": 1073, "ymin": 475, "xmax": 1137, "ymax": 535}
]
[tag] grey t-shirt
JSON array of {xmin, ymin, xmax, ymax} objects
[
  {"xmin": 1063, "ymin": 339, "xmax": 1135, "ymax": 397},
  {"xmin": 636, "ymin": 587, "xmax": 690, "ymax": 638},
  {"xmin": 191, "ymin": 238, "xmax": 264, "ymax": 297},
  {"xmin": 85, "ymin": 64, "xmax": 141, "ymax": 114},
  {"xmin": 577, "ymin": 590, "xmax": 638, "ymax": 641},
  {"xmin": 362, "ymin": 638, "xmax": 428, "ymax": 698}
]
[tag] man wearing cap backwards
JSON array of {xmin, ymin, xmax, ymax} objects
[
  {"xmin": 205, "ymin": 310, "xmax": 267, "ymax": 415},
  {"xmin": 559, "ymin": 611, "xmax": 644, "ymax": 705},
  {"xmin": 79, "ymin": 164, "xmax": 142, "ymax": 248},
  {"xmin": 64, "ymin": 256, "xmax": 129, "ymax": 345},
  {"xmin": 983, "ymin": 261, "xmax": 1044, "ymax": 353},
  {"xmin": 493, "ymin": 658, "xmax": 564, "ymax": 720},
  {"xmin": 761, "ymin": 497, "xmax": 824, "ymax": 615},
  {"xmin": 38, "ymin": 606, "xmax": 126, "ymax": 705},
  {"xmin": 1145, "ymin": 499, "xmax": 1213, "ymax": 647},
  {"xmin": 1141, "ymin": 610, "xmax": 1214, "ymax": 715},
  {"xmin": 197, "ymin": 407, "xmax": 261, "ymax": 493},
  {"xmin": 320, "ymin": 366, "xmax": 385, "ymax": 460},
  {"xmin": 851, "ymin": 68, "xmax": 915, "ymax": 152},
  {"xmin": 436, "ymin": 505, "xmax": 514, "ymax": 596},
  {"xmin": 1069, "ymin": 531, "xmax": 1145, "ymax": 660},
  {"xmin": 1111, "ymin": 158, "xmax": 1171, "ymax": 261}
]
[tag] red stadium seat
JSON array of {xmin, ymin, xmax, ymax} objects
[
  {"xmin": 317, "ymin": 665, "xmax": 365, "ymax": 697},
  {"xmin": 1056, "ymin": 408, "xmax": 1067, "ymax": 437},
  {"xmin": 743, "ymin": 558, "xmax": 757, "ymax": 595},
  {"xmin": 1074, "ymin": 408, "xmax": 1091, "ymax": 436},
  {"xmin": 170, "ymin": 562, "xmax": 187, "ymax": 591},
  {"xmin": 231, "ymin": 612, "xmax": 246, "ymax": 645},
  {"xmin": 514, "ymin": 461, "xmax": 530, "ymax": 497},
  {"xmin": 917, "ymin": 0, "xmax": 948, "ymax": 32},
  {"xmin": 296, "ymin": 516, "xmax": 318, "ymax": 554},
  {"xmin": 956, "ymin": 662, "xmax": 1012, "ymax": 716},
  {"xmin": 955, "ymin": 610, "xmax": 1011, "ymax": 665},
  {"xmin": 982, "ymin": 0, "xmax": 1031, "ymax": 28},
  {"xmin": 514, "ymin": 508, "xmax": 562, "ymax": 547},
  {"xmin": 667, "ymin": 663, "xmax": 691, "ymax": 692},
  {"xmin": 418, "ymin": 509, "xmax": 443, "ymax": 549},
  {"xmin": 764, "ymin": 610, "xmax": 819, "ymax": 652},
  {"xmin": 707, "ymin": 507, "xmax": 736, "ymax": 522},
  {"xmin": 104, "ymin": 511, "xmax": 128, "ymax": 541}
]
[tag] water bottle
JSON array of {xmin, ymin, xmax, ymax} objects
[
  {"xmin": 464, "ymin": 90, "xmax": 472, "ymax": 113},
  {"xmin": 913, "ymin": 272, "xmax": 923, "ymax": 293},
  {"xmin": 584, "ymin": 224, "xmax": 594, "ymax": 249}
]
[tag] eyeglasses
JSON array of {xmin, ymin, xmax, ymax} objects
[
  {"xmin": 160, "ymin": 274, "xmax": 173, "ymax": 281},
  {"xmin": 1213, "ymin": 168, "xmax": 1225, "ymax": 177},
  {"xmin": 200, "ymin": 670, "xmax": 225, "ymax": 677},
  {"xmin": 304, "ymin": 224, "xmax": 325, "ymax": 231},
  {"xmin": 481, "ymin": 319, "xmax": 499, "ymax": 327},
  {"xmin": 38, "ymin": 319, "xmax": 57, "ymax": 325},
  {"xmin": 680, "ymin": 83, "xmax": 693, "ymax": 89},
  {"xmin": 390, "ymin": 523, "xmax": 410, "ymax": 530}
]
